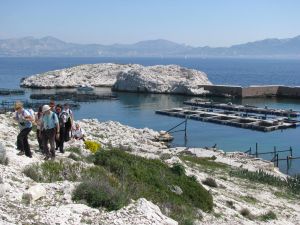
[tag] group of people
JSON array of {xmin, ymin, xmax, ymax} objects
[{"xmin": 13, "ymin": 100, "xmax": 86, "ymax": 160}]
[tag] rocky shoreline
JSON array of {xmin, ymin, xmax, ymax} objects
[
  {"xmin": 20, "ymin": 63, "xmax": 211, "ymax": 95},
  {"xmin": 0, "ymin": 113, "xmax": 299, "ymax": 225}
]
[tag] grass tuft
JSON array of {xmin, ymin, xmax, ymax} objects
[
  {"xmin": 230, "ymin": 169, "xmax": 300, "ymax": 195},
  {"xmin": 257, "ymin": 210, "xmax": 277, "ymax": 221}
]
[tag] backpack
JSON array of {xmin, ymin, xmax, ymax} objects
[{"xmin": 57, "ymin": 111, "xmax": 68, "ymax": 127}]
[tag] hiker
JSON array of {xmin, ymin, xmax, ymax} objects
[
  {"xmin": 41, "ymin": 105, "xmax": 60, "ymax": 160},
  {"xmin": 13, "ymin": 102, "xmax": 33, "ymax": 158},
  {"xmin": 49, "ymin": 100, "xmax": 56, "ymax": 112},
  {"xmin": 63, "ymin": 103, "xmax": 73, "ymax": 142},
  {"xmin": 35, "ymin": 106, "xmax": 43, "ymax": 153},
  {"xmin": 72, "ymin": 123, "xmax": 86, "ymax": 141},
  {"xmin": 55, "ymin": 104, "xmax": 67, "ymax": 153}
]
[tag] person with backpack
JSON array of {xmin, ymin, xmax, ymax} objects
[
  {"xmin": 13, "ymin": 101, "xmax": 34, "ymax": 158},
  {"xmin": 35, "ymin": 106, "xmax": 43, "ymax": 153},
  {"xmin": 41, "ymin": 105, "xmax": 60, "ymax": 160},
  {"xmin": 63, "ymin": 103, "xmax": 73, "ymax": 142},
  {"xmin": 55, "ymin": 104, "xmax": 67, "ymax": 153}
]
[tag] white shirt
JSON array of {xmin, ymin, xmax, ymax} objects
[{"xmin": 73, "ymin": 127, "xmax": 85, "ymax": 138}]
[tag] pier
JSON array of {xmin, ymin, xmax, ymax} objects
[{"xmin": 156, "ymin": 106, "xmax": 300, "ymax": 132}]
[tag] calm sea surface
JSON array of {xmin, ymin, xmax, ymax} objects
[{"xmin": 1, "ymin": 57, "xmax": 300, "ymax": 175}]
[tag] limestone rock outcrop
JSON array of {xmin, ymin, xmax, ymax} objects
[
  {"xmin": 21, "ymin": 63, "xmax": 211, "ymax": 95},
  {"xmin": 113, "ymin": 65, "xmax": 211, "ymax": 95}
]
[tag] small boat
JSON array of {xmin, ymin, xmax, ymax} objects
[{"xmin": 76, "ymin": 85, "xmax": 94, "ymax": 92}]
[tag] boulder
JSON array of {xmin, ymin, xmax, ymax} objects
[
  {"xmin": 22, "ymin": 184, "xmax": 46, "ymax": 204},
  {"xmin": 170, "ymin": 185, "xmax": 183, "ymax": 195}
]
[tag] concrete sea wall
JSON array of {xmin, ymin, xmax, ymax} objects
[{"xmin": 199, "ymin": 85, "xmax": 300, "ymax": 98}]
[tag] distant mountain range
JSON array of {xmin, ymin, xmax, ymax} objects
[{"xmin": 0, "ymin": 35, "xmax": 300, "ymax": 58}]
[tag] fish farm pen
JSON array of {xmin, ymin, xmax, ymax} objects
[
  {"xmin": 0, "ymin": 100, "xmax": 80, "ymax": 113},
  {"xmin": 156, "ymin": 100, "xmax": 300, "ymax": 132}
]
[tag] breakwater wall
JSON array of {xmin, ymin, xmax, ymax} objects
[{"xmin": 199, "ymin": 85, "xmax": 300, "ymax": 98}]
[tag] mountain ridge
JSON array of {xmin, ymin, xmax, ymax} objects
[{"xmin": 0, "ymin": 35, "xmax": 300, "ymax": 58}]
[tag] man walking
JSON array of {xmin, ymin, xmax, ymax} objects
[
  {"xmin": 13, "ymin": 102, "xmax": 33, "ymax": 158},
  {"xmin": 41, "ymin": 105, "xmax": 60, "ymax": 160}
]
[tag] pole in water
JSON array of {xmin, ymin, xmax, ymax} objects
[
  {"xmin": 184, "ymin": 116, "xmax": 187, "ymax": 138},
  {"xmin": 255, "ymin": 142, "xmax": 258, "ymax": 158},
  {"xmin": 286, "ymin": 156, "xmax": 290, "ymax": 173},
  {"xmin": 290, "ymin": 146, "xmax": 293, "ymax": 157}
]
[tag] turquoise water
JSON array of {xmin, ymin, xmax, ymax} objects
[{"xmin": 1, "ymin": 57, "xmax": 300, "ymax": 175}]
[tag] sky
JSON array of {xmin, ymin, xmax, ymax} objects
[{"xmin": 0, "ymin": 0, "xmax": 300, "ymax": 47}]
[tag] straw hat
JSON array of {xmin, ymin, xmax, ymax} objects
[{"xmin": 42, "ymin": 105, "xmax": 51, "ymax": 113}]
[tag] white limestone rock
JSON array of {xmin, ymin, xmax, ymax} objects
[
  {"xmin": 21, "ymin": 63, "xmax": 132, "ymax": 88},
  {"xmin": 99, "ymin": 198, "xmax": 178, "ymax": 225},
  {"xmin": 21, "ymin": 63, "xmax": 212, "ymax": 96},
  {"xmin": 113, "ymin": 64, "xmax": 211, "ymax": 95},
  {"xmin": 0, "ymin": 143, "xmax": 7, "ymax": 165},
  {"xmin": 22, "ymin": 184, "xmax": 46, "ymax": 204},
  {"xmin": 0, "ymin": 182, "xmax": 10, "ymax": 197}
]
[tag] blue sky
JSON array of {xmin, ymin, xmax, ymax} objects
[{"xmin": 0, "ymin": 0, "xmax": 300, "ymax": 47}]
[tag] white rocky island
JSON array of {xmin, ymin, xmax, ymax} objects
[{"xmin": 20, "ymin": 63, "xmax": 212, "ymax": 95}]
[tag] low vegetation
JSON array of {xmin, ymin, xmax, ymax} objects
[
  {"xmin": 257, "ymin": 210, "xmax": 277, "ymax": 221},
  {"xmin": 23, "ymin": 148, "xmax": 213, "ymax": 225},
  {"xmin": 65, "ymin": 146, "xmax": 82, "ymax": 155},
  {"xmin": 84, "ymin": 140, "xmax": 101, "ymax": 153},
  {"xmin": 23, "ymin": 160, "xmax": 85, "ymax": 182},
  {"xmin": 180, "ymin": 154, "xmax": 228, "ymax": 170},
  {"xmin": 202, "ymin": 177, "xmax": 218, "ymax": 188},
  {"xmin": 229, "ymin": 169, "xmax": 300, "ymax": 195},
  {"xmin": 87, "ymin": 148, "xmax": 213, "ymax": 224}
]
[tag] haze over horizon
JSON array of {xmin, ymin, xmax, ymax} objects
[{"xmin": 1, "ymin": 0, "xmax": 300, "ymax": 47}]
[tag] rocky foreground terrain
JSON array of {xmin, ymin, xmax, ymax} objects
[
  {"xmin": 20, "ymin": 63, "xmax": 211, "ymax": 95},
  {"xmin": 0, "ymin": 113, "xmax": 299, "ymax": 225}
]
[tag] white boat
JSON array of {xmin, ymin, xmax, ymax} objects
[{"xmin": 76, "ymin": 85, "xmax": 94, "ymax": 92}]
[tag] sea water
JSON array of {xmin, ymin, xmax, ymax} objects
[{"xmin": 1, "ymin": 57, "xmax": 300, "ymax": 174}]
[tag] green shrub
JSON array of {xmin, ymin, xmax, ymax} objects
[
  {"xmin": 84, "ymin": 140, "xmax": 101, "ymax": 154},
  {"xmin": 258, "ymin": 210, "xmax": 277, "ymax": 221},
  {"xmin": 66, "ymin": 147, "xmax": 82, "ymax": 155},
  {"xmin": 23, "ymin": 160, "xmax": 83, "ymax": 182},
  {"xmin": 72, "ymin": 179, "xmax": 128, "ymax": 211},
  {"xmin": 202, "ymin": 177, "xmax": 218, "ymax": 188},
  {"xmin": 171, "ymin": 163, "xmax": 186, "ymax": 176},
  {"xmin": 240, "ymin": 195, "xmax": 257, "ymax": 204},
  {"xmin": 240, "ymin": 208, "xmax": 253, "ymax": 219},
  {"xmin": 68, "ymin": 153, "xmax": 81, "ymax": 161},
  {"xmin": 23, "ymin": 163, "xmax": 44, "ymax": 182},
  {"xmin": 92, "ymin": 149, "xmax": 213, "ymax": 224}
]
